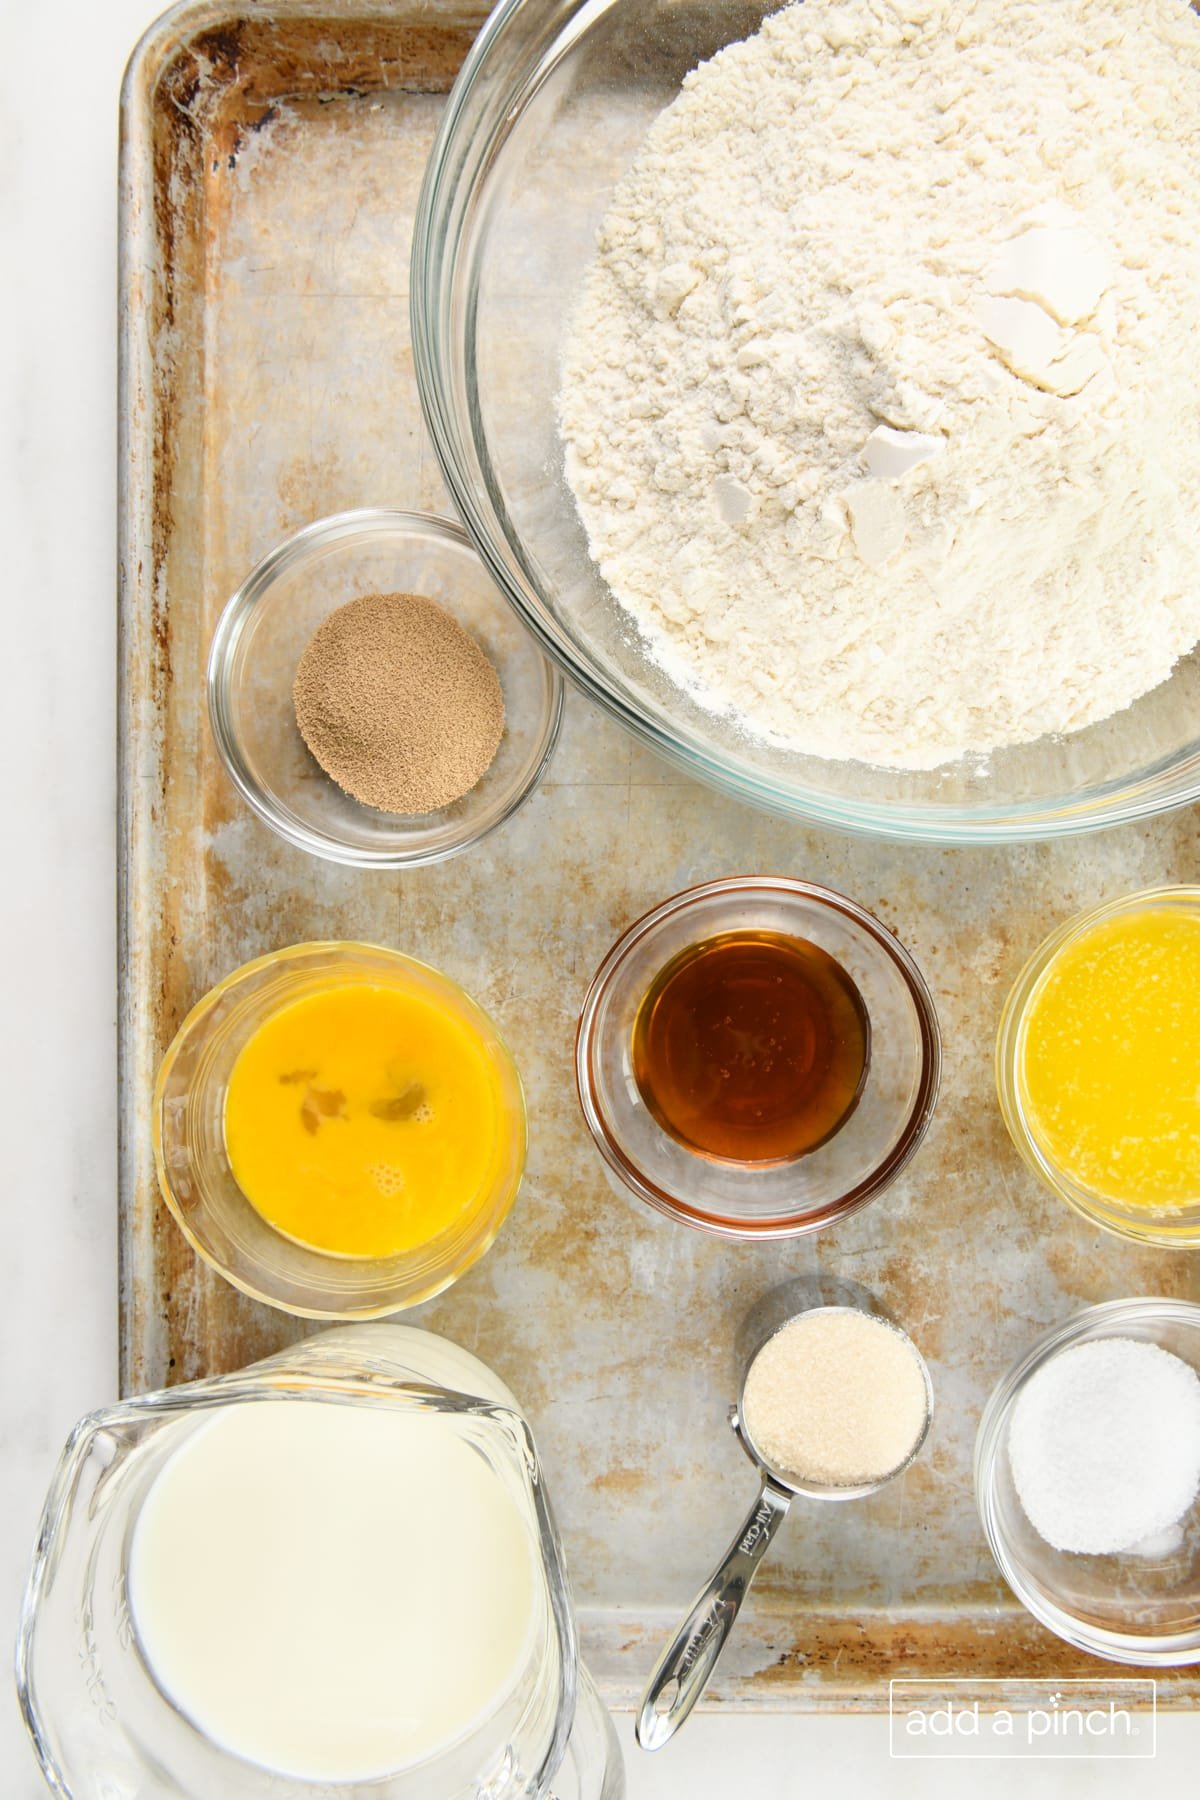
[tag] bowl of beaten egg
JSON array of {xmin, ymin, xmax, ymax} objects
[{"xmin": 153, "ymin": 943, "xmax": 526, "ymax": 1316}]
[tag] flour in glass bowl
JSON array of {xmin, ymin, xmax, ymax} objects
[{"xmin": 557, "ymin": 0, "xmax": 1200, "ymax": 772}]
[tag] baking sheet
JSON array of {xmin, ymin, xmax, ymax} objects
[{"xmin": 119, "ymin": 0, "xmax": 1200, "ymax": 1706}]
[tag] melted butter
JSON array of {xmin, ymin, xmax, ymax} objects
[{"xmin": 1022, "ymin": 909, "xmax": 1200, "ymax": 1209}]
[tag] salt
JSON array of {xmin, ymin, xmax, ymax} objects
[{"xmin": 1008, "ymin": 1337, "xmax": 1200, "ymax": 1556}]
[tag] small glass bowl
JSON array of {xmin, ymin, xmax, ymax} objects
[
  {"xmin": 575, "ymin": 877, "xmax": 941, "ymax": 1237},
  {"xmin": 207, "ymin": 509, "xmax": 563, "ymax": 868},
  {"xmin": 996, "ymin": 886, "xmax": 1200, "ymax": 1246},
  {"xmin": 975, "ymin": 1298, "xmax": 1200, "ymax": 1666},
  {"xmin": 152, "ymin": 942, "xmax": 527, "ymax": 1318}
]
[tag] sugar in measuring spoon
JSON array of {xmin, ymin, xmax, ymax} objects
[{"xmin": 637, "ymin": 1279, "xmax": 933, "ymax": 1750}]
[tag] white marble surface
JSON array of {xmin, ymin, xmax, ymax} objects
[{"xmin": 1, "ymin": 0, "xmax": 1196, "ymax": 1793}]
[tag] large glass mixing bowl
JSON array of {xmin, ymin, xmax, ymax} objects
[{"xmin": 411, "ymin": 0, "xmax": 1200, "ymax": 843}]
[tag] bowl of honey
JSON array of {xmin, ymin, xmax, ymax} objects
[
  {"xmin": 575, "ymin": 877, "xmax": 941, "ymax": 1238},
  {"xmin": 153, "ymin": 942, "xmax": 526, "ymax": 1316},
  {"xmin": 996, "ymin": 887, "xmax": 1200, "ymax": 1246}
]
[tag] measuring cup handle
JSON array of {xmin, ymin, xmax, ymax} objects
[{"xmin": 635, "ymin": 1479, "xmax": 792, "ymax": 1751}]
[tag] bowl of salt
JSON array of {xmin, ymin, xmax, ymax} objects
[{"xmin": 975, "ymin": 1297, "xmax": 1200, "ymax": 1666}]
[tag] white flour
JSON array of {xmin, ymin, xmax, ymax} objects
[{"xmin": 558, "ymin": 0, "xmax": 1200, "ymax": 771}]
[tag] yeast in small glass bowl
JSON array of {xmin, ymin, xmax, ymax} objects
[
  {"xmin": 996, "ymin": 886, "xmax": 1200, "ymax": 1247},
  {"xmin": 153, "ymin": 942, "xmax": 527, "ymax": 1318},
  {"xmin": 975, "ymin": 1299, "xmax": 1200, "ymax": 1666},
  {"xmin": 575, "ymin": 877, "xmax": 941, "ymax": 1237},
  {"xmin": 207, "ymin": 509, "xmax": 563, "ymax": 868},
  {"xmin": 411, "ymin": 0, "xmax": 1200, "ymax": 846}
]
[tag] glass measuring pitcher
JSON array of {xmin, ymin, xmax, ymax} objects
[{"xmin": 17, "ymin": 1324, "xmax": 623, "ymax": 1800}]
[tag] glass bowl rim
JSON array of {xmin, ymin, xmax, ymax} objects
[
  {"xmin": 206, "ymin": 506, "xmax": 565, "ymax": 871},
  {"xmin": 973, "ymin": 1295, "xmax": 1200, "ymax": 1666},
  {"xmin": 409, "ymin": 0, "xmax": 1200, "ymax": 846},
  {"xmin": 995, "ymin": 885, "xmax": 1200, "ymax": 1247},
  {"xmin": 151, "ymin": 939, "xmax": 528, "ymax": 1320},
  {"xmin": 574, "ymin": 874, "xmax": 942, "ymax": 1238}
]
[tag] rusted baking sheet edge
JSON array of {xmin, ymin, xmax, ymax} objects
[
  {"xmin": 117, "ymin": 0, "xmax": 494, "ymax": 1394},
  {"xmin": 581, "ymin": 1606, "xmax": 1188, "ymax": 1711}
]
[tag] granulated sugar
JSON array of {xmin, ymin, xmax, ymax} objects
[
  {"xmin": 1008, "ymin": 1336, "xmax": 1200, "ymax": 1555},
  {"xmin": 741, "ymin": 1308, "xmax": 929, "ymax": 1487}
]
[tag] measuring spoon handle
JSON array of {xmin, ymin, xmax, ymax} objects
[{"xmin": 635, "ymin": 1479, "xmax": 792, "ymax": 1751}]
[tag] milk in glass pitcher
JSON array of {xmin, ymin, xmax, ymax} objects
[{"xmin": 17, "ymin": 1325, "xmax": 623, "ymax": 1799}]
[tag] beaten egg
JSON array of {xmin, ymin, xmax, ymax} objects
[{"xmin": 223, "ymin": 981, "xmax": 514, "ymax": 1257}]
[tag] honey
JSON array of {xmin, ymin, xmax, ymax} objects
[{"xmin": 631, "ymin": 930, "xmax": 869, "ymax": 1164}]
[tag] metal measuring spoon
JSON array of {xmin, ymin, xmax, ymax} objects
[{"xmin": 636, "ymin": 1277, "xmax": 933, "ymax": 1751}]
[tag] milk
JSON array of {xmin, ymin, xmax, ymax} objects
[{"xmin": 127, "ymin": 1398, "xmax": 541, "ymax": 1782}]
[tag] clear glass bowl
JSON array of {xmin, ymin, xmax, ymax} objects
[
  {"xmin": 575, "ymin": 877, "xmax": 940, "ymax": 1237},
  {"xmin": 152, "ymin": 942, "xmax": 527, "ymax": 1317},
  {"xmin": 975, "ymin": 1299, "xmax": 1200, "ymax": 1666},
  {"xmin": 411, "ymin": 0, "xmax": 1200, "ymax": 844},
  {"xmin": 996, "ymin": 886, "xmax": 1200, "ymax": 1246},
  {"xmin": 207, "ymin": 508, "xmax": 563, "ymax": 868}
]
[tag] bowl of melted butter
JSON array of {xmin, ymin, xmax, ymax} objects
[{"xmin": 997, "ymin": 887, "xmax": 1200, "ymax": 1246}]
